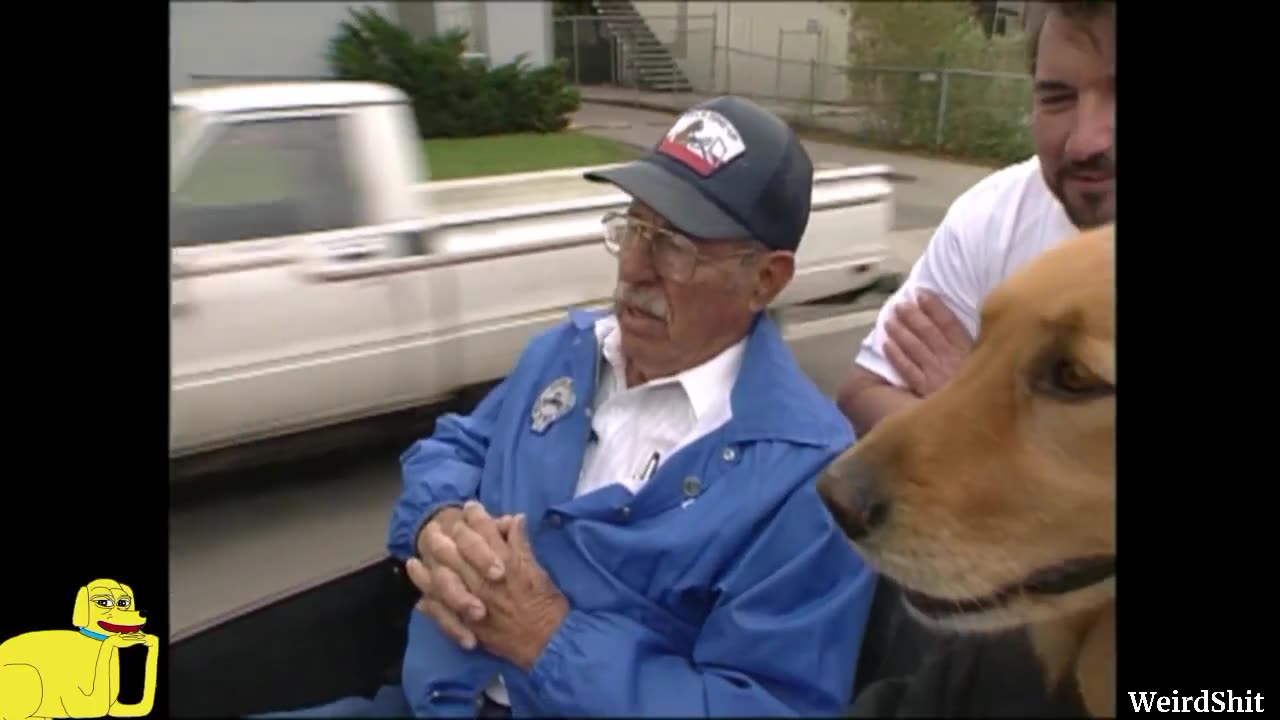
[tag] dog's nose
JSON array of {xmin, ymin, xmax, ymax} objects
[{"xmin": 817, "ymin": 453, "xmax": 892, "ymax": 542}]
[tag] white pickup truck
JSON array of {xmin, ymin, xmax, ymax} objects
[{"xmin": 170, "ymin": 81, "xmax": 899, "ymax": 470}]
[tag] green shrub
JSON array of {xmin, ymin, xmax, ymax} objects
[
  {"xmin": 327, "ymin": 8, "xmax": 581, "ymax": 138},
  {"xmin": 846, "ymin": 1, "xmax": 1033, "ymax": 164}
]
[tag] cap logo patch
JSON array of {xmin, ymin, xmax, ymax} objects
[{"xmin": 657, "ymin": 110, "xmax": 746, "ymax": 177}]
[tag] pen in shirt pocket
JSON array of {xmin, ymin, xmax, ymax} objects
[{"xmin": 638, "ymin": 451, "xmax": 661, "ymax": 484}]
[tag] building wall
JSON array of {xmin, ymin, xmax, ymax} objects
[
  {"xmin": 170, "ymin": 1, "xmax": 392, "ymax": 92},
  {"xmin": 629, "ymin": 0, "xmax": 852, "ymax": 103},
  {"xmin": 433, "ymin": 1, "xmax": 475, "ymax": 32},
  {"xmin": 996, "ymin": 1, "xmax": 1034, "ymax": 33},
  {"xmin": 482, "ymin": 2, "xmax": 554, "ymax": 68},
  {"xmin": 394, "ymin": 1, "xmax": 439, "ymax": 41},
  {"xmin": 171, "ymin": 1, "xmax": 554, "ymax": 94}
]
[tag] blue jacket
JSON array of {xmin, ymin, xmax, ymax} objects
[{"xmin": 387, "ymin": 309, "xmax": 878, "ymax": 717}]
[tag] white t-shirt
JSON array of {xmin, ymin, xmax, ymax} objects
[{"xmin": 855, "ymin": 156, "xmax": 1081, "ymax": 387}]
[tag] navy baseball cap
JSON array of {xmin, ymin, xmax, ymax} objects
[{"xmin": 584, "ymin": 95, "xmax": 814, "ymax": 252}]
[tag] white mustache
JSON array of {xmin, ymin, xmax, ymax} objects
[{"xmin": 614, "ymin": 282, "xmax": 670, "ymax": 322}]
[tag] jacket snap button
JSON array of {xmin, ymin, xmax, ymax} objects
[
  {"xmin": 618, "ymin": 505, "xmax": 631, "ymax": 519},
  {"xmin": 722, "ymin": 447, "xmax": 737, "ymax": 462},
  {"xmin": 547, "ymin": 513, "xmax": 563, "ymax": 528},
  {"xmin": 682, "ymin": 476, "xmax": 701, "ymax": 498}
]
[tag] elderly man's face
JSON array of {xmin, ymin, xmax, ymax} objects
[
  {"xmin": 610, "ymin": 202, "xmax": 794, "ymax": 382},
  {"xmin": 1032, "ymin": 8, "xmax": 1116, "ymax": 229}
]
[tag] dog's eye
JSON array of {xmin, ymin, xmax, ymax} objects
[
  {"xmin": 1055, "ymin": 359, "xmax": 1100, "ymax": 391},
  {"xmin": 1035, "ymin": 356, "xmax": 1114, "ymax": 400},
  {"xmin": 94, "ymin": 599, "xmax": 113, "ymax": 608},
  {"xmin": 117, "ymin": 598, "xmax": 131, "ymax": 608}
]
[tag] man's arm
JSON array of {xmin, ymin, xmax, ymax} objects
[
  {"xmin": 839, "ymin": 217, "xmax": 984, "ymax": 437},
  {"xmin": 386, "ymin": 377, "xmax": 511, "ymax": 561},
  {"xmin": 837, "ymin": 365, "xmax": 920, "ymax": 437},
  {"xmin": 523, "ymin": 473, "xmax": 879, "ymax": 717}
]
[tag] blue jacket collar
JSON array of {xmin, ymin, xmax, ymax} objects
[{"xmin": 567, "ymin": 308, "xmax": 850, "ymax": 448}]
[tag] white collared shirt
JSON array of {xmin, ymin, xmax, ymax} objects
[
  {"xmin": 575, "ymin": 314, "xmax": 745, "ymax": 497},
  {"xmin": 485, "ymin": 313, "xmax": 746, "ymax": 706}
]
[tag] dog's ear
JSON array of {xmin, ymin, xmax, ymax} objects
[{"xmin": 72, "ymin": 586, "xmax": 89, "ymax": 628}]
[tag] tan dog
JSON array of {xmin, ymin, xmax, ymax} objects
[
  {"xmin": 0, "ymin": 578, "xmax": 159, "ymax": 719},
  {"xmin": 819, "ymin": 226, "xmax": 1115, "ymax": 716}
]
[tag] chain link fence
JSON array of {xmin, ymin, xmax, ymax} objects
[{"xmin": 555, "ymin": 15, "xmax": 1033, "ymax": 164}]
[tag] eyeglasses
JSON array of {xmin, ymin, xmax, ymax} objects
[{"xmin": 600, "ymin": 211, "xmax": 762, "ymax": 283}]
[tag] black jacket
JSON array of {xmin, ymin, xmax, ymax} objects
[{"xmin": 849, "ymin": 581, "xmax": 1089, "ymax": 718}]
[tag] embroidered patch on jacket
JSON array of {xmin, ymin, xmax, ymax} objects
[
  {"xmin": 657, "ymin": 110, "xmax": 746, "ymax": 177},
  {"xmin": 530, "ymin": 376, "xmax": 576, "ymax": 434}
]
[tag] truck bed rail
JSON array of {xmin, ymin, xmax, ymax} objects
[{"xmin": 301, "ymin": 179, "xmax": 893, "ymax": 282}]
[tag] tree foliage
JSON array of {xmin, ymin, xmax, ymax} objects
[
  {"xmin": 846, "ymin": 1, "xmax": 1033, "ymax": 163},
  {"xmin": 328, "ymin": 8, "xmax": 581, "ymax": 139}
]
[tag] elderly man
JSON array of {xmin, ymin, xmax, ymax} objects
[{"xmin": 261, "ymin": 95, "xmax": 877, "ymax": 719}]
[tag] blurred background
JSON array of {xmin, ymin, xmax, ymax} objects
[{"xmin": 171, "ymin": 1, "xmax": 1039, "ymax": 166}]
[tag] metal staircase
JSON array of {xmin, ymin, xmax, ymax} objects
[{"xmin": 591, "ymin": 0, "xmax": 695, "ymax": 92}]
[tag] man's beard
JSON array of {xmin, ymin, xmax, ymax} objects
[
  {"xmin": 1050, "ymin": 154, "xmax": 1115, "ymax": 230},
  {"xmin": 1060, "ymin": 188, "xmax": 1113, "ymax": 229}
]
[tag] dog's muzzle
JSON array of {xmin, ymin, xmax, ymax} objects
[{"xmin": 817, "ymin": 454, "xmax": 891, "ymax": 543}]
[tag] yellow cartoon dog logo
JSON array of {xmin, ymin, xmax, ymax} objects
[{"xmin": 0, "ymin": 579, "xmax": 159, "ymax": 719}]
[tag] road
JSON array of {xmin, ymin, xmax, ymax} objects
[{"xmin": 170, "ymin": 441, "xmax": 406, "ymax": 637}]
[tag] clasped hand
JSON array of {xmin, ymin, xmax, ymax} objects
[{"xmin": 406, "ymin": 501, "xmax": 569, "ymax": 671}]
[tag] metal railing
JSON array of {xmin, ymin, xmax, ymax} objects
[
  {"xmin": 555, "ymin": 15, "xmax": 1035, "ymax": 163},
  {"xmin": 554, "ymin": 14, "xmax": 716, "ymax": 89}
]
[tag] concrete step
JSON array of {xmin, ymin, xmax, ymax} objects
[
  {"xmin": 642, "ymin": 74, "xmax": 692, "ymax": 84},
  {"xmin": 594, "ymin": 4, "xmax": 640, "ymax": 16},
  {"xmin": 613, "ymin": 30, "xmax": 661, "ymax": 42},
  {"xmin": 589, "ymin": 0, "xmax": 693, "ymax": 92},
  {"xmin": 634, "ymin": 66, "xmax": 682, "ymax": 76},
  {"xmin": 636, "ymin": 68, "xmax": 687, "ymax": 80}
]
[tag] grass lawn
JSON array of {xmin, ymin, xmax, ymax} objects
[
  {"xmin": 424, "ymin": 132, "xmax": 639, "ymax": 180},
  {"xmin": 175, "ymin": 146, "xmax": 292, "ymax": 205}
]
